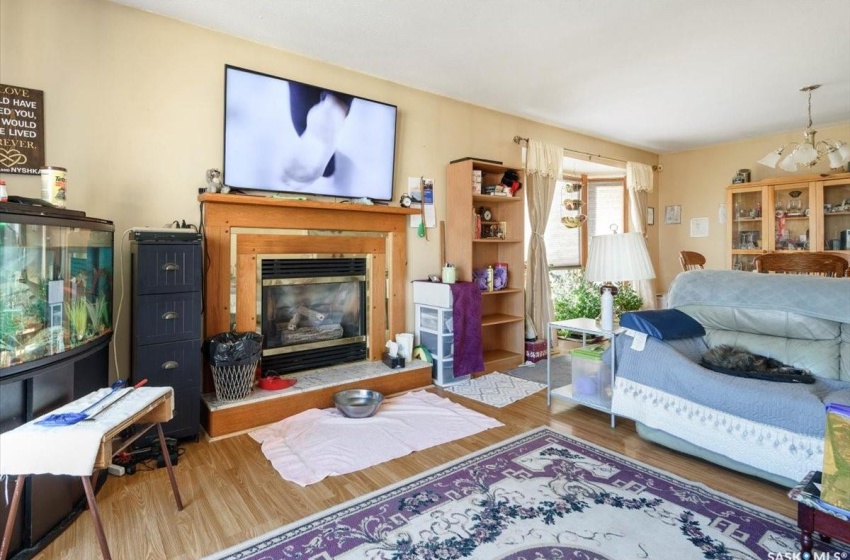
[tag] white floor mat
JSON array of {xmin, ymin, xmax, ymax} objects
[{"xmin": 441, "ymin": 372, "xmax": 546, "ymax": 408}]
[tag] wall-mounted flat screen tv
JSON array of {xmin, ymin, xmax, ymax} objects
[{"xmin": 223, "ymin": 65, "xmax": 398, "ymax": 201}]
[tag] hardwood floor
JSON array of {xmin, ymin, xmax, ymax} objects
[{"xmin": 32, "ymin": 387, "xmax": 796, "ymax": 559}]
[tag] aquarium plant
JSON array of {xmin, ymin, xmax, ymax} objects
[{"xmin": 65, "ymin": 298, "xmax": 89, "ymax": 342}]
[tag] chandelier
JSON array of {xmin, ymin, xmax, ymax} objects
[{"xmin": 757, "ymin": 85, "xmax": 850, "ymax": 172}]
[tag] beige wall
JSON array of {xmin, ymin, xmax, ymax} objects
[
  {"xmin": 657, "ymin": 122, "xmax": 850, "ymax": 291},
  {"xmin": 0, "ymin": 0, "xmax": 658, "ymax": 377}
]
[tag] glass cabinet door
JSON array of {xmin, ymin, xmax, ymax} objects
[
  {"xmin": 728, "ymin": 186, "xmax": 767, "ymax": 271},
  {"xmin": 770, "ymin": 183, "xmax": 814, "ymax": 251},
  {"xmin": 819, "ymin": 178, "xmax": 850, "ymax": 252}
]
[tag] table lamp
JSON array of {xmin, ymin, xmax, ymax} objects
[{"xmin": 585, "ymin": 230, "xmax": 656, "ymax": 331}]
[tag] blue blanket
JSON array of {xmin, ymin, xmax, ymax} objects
[{"xmin": 612, "ymin": 335, "xmax": 850, "ymax": 437}]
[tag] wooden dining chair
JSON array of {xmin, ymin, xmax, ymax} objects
[
  {"xmin": 753, "ymin": 252, "xmax": 849, "ymax": 277},
  {"xmin": 679, "ymin": 251, "xmax": 706, "ymax": 271}
]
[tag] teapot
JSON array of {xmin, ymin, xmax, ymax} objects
[
  {"xmin": 563, "ymin": 199, "xmax": 584, "ymax": 211},
  {"xmin": 561, "ymin": 214, "xmax": 587, "ymax": 228}
]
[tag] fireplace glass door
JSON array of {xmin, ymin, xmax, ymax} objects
[{"xmin": 259, "ymin": 256, "xmax": 368, "ymax": 375}]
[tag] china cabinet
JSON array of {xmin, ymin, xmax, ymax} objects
[{"xmin": 726, "ymin": 172, "xmax": 850, "ymax": 270}]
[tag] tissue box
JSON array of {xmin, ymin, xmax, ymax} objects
[
  {"xmin": 382, "ymin": 352, "xmax": 405, "ymax": 369},
  {"xmin": 524, "ymin": 340, "xmax": 547, "ymax": 363}
]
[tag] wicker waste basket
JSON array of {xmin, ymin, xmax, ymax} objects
[
  {"xmin": 210, "ymin": 361, "xmax": 258, "ymax": 401},
  {"xmin": 205, "ymin": 331, "xmax": 263, "ymax": 401}
]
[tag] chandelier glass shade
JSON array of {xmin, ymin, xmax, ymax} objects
[{"xmin": 757, "ymin": 85, "xmax": 850, "ymax": 172}]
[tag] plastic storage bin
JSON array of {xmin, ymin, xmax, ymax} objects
[
  {"xmin": 570, "ymin": 345, "xmax": 611, "ymax": 403},
  {"xmin": 415, "ymin": 303, "xmax": 463, "ymax": 387}
]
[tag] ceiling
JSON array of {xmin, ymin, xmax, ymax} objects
[{"xmin": 109, "ymin": 0, "xmax": 850, "ymax": 155}]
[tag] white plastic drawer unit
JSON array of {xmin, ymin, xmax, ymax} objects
[
  {"xmin": 418, "ymin": 307, "xmax": 453, "ymax": 335},
  {"xmin": 415, "ymin": 303, "xmax": 464, "ymax": 387}
]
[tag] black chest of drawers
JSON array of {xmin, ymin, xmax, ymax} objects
[{"xmin": 131, "ymin": 240, "xmax": 201, "ymax": 440}]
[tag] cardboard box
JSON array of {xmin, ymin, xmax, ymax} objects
[{"xmin": 821, "ymin": 402, "xmax": 850, "ymax": 511}]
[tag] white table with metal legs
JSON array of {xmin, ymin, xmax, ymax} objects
[{"xmin": 546, "ymin": 317, "xmax": 624, "ymax": 427}]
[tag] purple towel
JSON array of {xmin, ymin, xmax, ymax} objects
[{"xmin": 450, "ymin": 282, "xmax": 484, "ymax": 377}]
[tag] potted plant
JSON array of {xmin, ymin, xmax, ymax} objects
[{"xmin": 551, "ymin": 269, "xmax": 643, "ymax": 338}]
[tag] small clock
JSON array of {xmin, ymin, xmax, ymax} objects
[
  {"xmin": 478, "ymin": 206, "xmax": 493, "ymax": 221},
  {"xmin": 399, "ymin": 194, "xmax": 412, "ymax": 208}
]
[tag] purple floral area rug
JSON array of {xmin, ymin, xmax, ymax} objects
[{"xmin": 207, "ymin": 427, "xmax": 850, "ymax": 560}]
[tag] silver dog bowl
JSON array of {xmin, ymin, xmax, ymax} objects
[{"xmin": 333, "ymin": 389, "xmax": 384, "ymax": 418}]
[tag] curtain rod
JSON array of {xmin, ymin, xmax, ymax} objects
[{"xmin": 512, "ymin": 135, "xmax": 662, "ymax": 172}]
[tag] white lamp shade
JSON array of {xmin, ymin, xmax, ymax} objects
[
  {"xmin": 837, "ymin": 141, "xmax": 850, "ymax": 162},
  {"xmin": 585, "ymin": 232, "xmax": 656, "ymax": 283},
  {"xmin": 828, "ymin": 147, "xmax": 845, "ymax": 169},
  {"xmin": 778, "ymin": 153, "xmax": 798, "ymax": 172},
  {"xmin": 757, "ymin": 149, "xmax": 782, "ymax": 168},
  {"xmin": 792, "ymin": 142, "xmax": 819, "ymax": 166}
]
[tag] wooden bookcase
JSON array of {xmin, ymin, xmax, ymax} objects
[{"xmin": 445, "ymin": 159, "xmax": 525, "ymax": 374}]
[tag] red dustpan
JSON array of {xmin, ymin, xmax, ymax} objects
[{"xmin": 258, "ymin": 376, "xmax": 296, "ymax": 391}]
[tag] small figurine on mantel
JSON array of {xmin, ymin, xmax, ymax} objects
[{"xmin": 205, "ymin": 168, "xmax": 229, "ymax": 193}]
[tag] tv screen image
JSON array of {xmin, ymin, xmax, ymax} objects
[{"xmin": 224, "ymin": 65, "xmax": 397, "ymax": 201}]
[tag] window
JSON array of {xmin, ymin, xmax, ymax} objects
[
  {"xmin": 586, "ymin": 179, "xmax": 625, "ymax": 239},
  {"xmin": 527, "ymin": 177, "xmax": 626, "ymax": 270},
  {"xmin": 544, "ymin": 180, "xmax": 582, "ymax": 267}
]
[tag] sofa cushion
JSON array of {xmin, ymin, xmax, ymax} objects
[{"xmin": 620, "ymin": 309, "xmax": 705, "ymax": 340}]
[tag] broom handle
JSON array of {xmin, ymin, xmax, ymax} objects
[
  {"xmin": 87, "ymin": 379, "xmax": 148, "ymax": 419},
  {"xmin": 79, "ymin": 379, "xmax": 127, "ymax": 414}
]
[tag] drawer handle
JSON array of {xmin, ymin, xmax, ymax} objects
[
  {"xmin": 161, "ymin": 263, "xmax": 180, "ymax": 272},
  {"xmin": 161, "ymin": 361, "xmax": 179, "ymax": 370},
  {"xmin": 162, "ymin": 311, "xmax": 179, "ymax": 320}
]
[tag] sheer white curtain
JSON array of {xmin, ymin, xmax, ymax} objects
[
  {"xmin": 525, "ymin": 140, "xmax": 563, "ymax": 339},
  {"xmin": 625, "ymin": 162, "xmax": 656, "ymax": 309}
]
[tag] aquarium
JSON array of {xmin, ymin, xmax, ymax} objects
[{"xmin": 0, "ymin": 205, "xmax": 114, "ymax": 375}]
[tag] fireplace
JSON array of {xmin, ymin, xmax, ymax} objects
[
  {"xmin": 198, "ymin": 194, "xmax": 430, "ymax": 437},
  {"xmin": 259, "ymin": 255, "xmax": 369, "ymax": 375}
]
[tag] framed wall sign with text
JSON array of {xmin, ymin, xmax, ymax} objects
[{"xmin": 0, "ymin": 84, "xmax": 45, "ymax": 175}]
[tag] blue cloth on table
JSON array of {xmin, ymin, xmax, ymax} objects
[{"xmin": 450, "ymin": 282, "xmax": 484, "ymax": 377}]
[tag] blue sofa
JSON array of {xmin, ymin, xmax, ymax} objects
[{"xmin": 611, "ymin": 269, "xmax": 850, "ymax": 487}]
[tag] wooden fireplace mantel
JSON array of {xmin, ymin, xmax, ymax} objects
[{"xmin": 198, "ymin": 193, "xmax": 421, "ymax": 393}]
